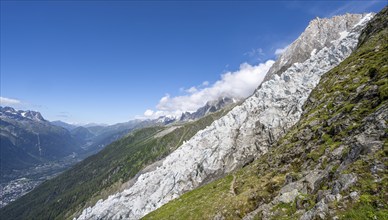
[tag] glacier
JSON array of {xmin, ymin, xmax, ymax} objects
[{"xmin": 76, "ymin": 13, "xmax": 373, "ymax": 220}]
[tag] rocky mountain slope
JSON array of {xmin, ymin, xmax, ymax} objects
[
  {"xmin": 75, "ymin": 13, "xmax": 374, "ymax": 220},
  {"xmin": 0, "ymin": 104, "xmax": 235, "ymax": 219},
  {"xmin": 263, "ymin": 13, "xmax": 368, "ymax": 82},
  {"xmin": 145, "ymin": 7, "xmax": 388, "ymax": 219},
  {"xmin": 0, "ymin": 106, "xmax": 82, "ymax": 175},
  {"xmin": 0, "ymin": 107, "xmax": 91, "ymax": 207}
]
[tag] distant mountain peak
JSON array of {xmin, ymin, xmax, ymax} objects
[
  {"xmin": 151, "ymin": 97, "xmax": 239, "ymax": 125},
  {"xmin": 0, "ymin": 106, "xmax": 46, "ymax": 122},
  {"xmin": 179, "ymin": 96, "xmax": 239, "ymax": 122},
  {"xmin": 263, "ymin": 13, "xmax": 375, "ymax": 83}
]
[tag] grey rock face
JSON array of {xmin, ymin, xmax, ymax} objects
[
  {"xmin": 263, "ymin": 13, "xmax": 370, "ymax": 83},
  {"xmin": 300, "ymin": 200, "xmax": 329, "ymax": 220},
  {"xmin": 278, "ymin": 189, "xmax": 299, "ymax": 203},
  {"xmin": 349, "ymin": 191, "xmax": 359, "ymax": 200}
]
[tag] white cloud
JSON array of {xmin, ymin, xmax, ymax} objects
[
  {"xmin": 274, "ymin": 46, "xmax": 288, "ymax": 56},
  {"xmin": 144, "ymin": 109, "xmax": 154, "ymax": 117},
  {"xmin": 0, "ymin": 97, "xmax": 21, "ymax": 106},
  {"xmin": 186, "ymin": 86, "xmax": 198, "ymax": 94},
  {"xmin": 202, "ymin": 81, "xmax": 209, "ymax": 86},
  {"xmin": 144, "ymin": 60, "xmax": 274, "ymax": 118}
]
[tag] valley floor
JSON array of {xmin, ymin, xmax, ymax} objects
[{"xmin": 1, "ymin": 154, "xmax": 82, "ymax": 208}]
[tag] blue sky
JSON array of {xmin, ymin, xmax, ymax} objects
[{"xmin": 1, "ymin": 1, "xmax": 386, "ymax": 124}]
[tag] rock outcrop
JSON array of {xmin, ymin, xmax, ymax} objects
[{"xmin": 263, "ymin": 13, "xmax": 369, "ymax": 82}]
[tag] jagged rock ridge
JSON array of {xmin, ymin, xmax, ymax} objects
[
  {"xmin": 0, "ymin": 106, "xmax": 45, "ymax": 122},
  {"xmin": 153, "ymin": 97, "xmax": 238, "ymax": 125},
  {"xmin": 76, "ymin": 13, "xmax": 374, "ymax": 220},
  {"xmin": 263, "ymin": 13, "xmax": 368, "ymax": 83},
  {"xmin": 179, "ymin": 97, "xmax": 238, "ymax": 122}
]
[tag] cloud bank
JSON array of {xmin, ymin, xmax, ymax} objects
[
  {"xmin": 144, "ymin": 60, "xmax": 274, "ymax": 118},
  {"xmin": 0, "ymin": 97, "xmax": 21, "ymax": 106}
]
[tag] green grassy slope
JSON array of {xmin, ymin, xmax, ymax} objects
[
  {"xmin": 0, "ymin": 106, "xmax": 233, "ymax": 220},
  {"xmin": 144, "ymin": 7, "xmax": 388, "ymax": 220}
]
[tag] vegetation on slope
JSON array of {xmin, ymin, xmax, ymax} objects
[
  {"xmin": 0, "ymin": 113, "xmax": 81, "ymax": 176},
  {"xmin": 144, "ymin": 7, "xmax": 388, "ymax": 220},
  {"xmin": 0, "ymin": 106, "xmax": 234, "ymax": 220}
]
